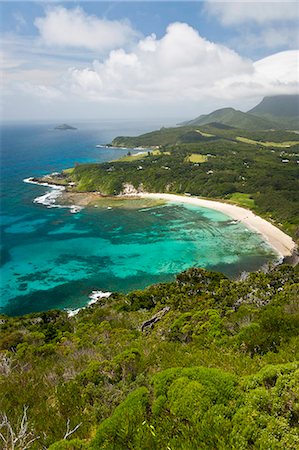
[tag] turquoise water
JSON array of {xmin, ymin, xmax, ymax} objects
[{"xmin": 0, "ymin": 122, "xmax": 276, "ymax": 316}]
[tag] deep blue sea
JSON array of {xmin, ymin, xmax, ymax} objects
[{"xmin": 0, "ymin": 120, "xmax": 276, "ymax": 316}]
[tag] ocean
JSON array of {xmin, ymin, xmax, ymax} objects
[{"xmin": 0, "ymin": 120, "xmax": 276, "ymax": 316}]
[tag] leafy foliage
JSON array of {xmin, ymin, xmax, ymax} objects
[{"xmin": 0, "ymin": 264, "xmax": 298, "ymax": 448}]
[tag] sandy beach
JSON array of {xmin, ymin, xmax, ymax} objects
[{"xmin": 137, "ymin": 193, "xmax": 296, "ymax": 258}]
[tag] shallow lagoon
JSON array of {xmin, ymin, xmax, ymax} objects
[{"xmin": 1, "ymin": 199, "xmax": 276, "ymax": 316}]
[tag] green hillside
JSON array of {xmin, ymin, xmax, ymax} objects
[
  {"xmin": 112, "ymin": 123, "xmax": 299, "ymax": 149},
  {"xmin": 179, "ymin": 95, "xmax": 299, "ymax": 131},
  {"xmin": 248, "ymin": 95, "xmax": 299, "ymax": 130},
  {"xmin": 179, "ymin": 107, "xmax": 278, "ymax": 130},
  {"xmin": 1, "ymin": 264, "xmax": 299, "ymax": 449},
  {"xmin": 249, "ymin": 94, "xmax": 299, "ymax": 118}
]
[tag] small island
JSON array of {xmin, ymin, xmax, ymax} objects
[{"xmin": 54, "ymin": 123, "xmax": 77, "ymax": 130}]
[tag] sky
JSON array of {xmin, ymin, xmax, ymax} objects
[{"xmin": 1, "ymin": 1, "xmax": 298, "ymax": 122}]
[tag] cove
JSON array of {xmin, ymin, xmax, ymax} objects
[{"xmin": 1, "ymin": 200, "xmax": 276, "ymax": 316}]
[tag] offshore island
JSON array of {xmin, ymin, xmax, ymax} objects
[{"xmin": 54, "ymin": 123, "xmax": 77, "ymax": 130}]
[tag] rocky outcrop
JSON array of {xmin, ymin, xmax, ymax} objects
[
  {"xmin": 140, "ymin": 306, "xmax": 170, "ymax": 332},
  {"xmin": 121, "ymin": 183, "xmax": 145, "ymax": 196}
]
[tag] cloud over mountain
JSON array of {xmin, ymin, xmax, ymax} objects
[{"xmin": 66, "ymin": 23, "xmax": 298, "ymax": 104}]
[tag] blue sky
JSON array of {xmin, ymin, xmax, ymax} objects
[{"xmin": 1, "ymin": 1, "xmax": 298, "ymax": 121}]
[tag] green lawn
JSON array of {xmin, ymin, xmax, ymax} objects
[
  {"xmin": 113, "ymin": 149, "xmax": 171, "ymax": 162},
  {"xmin": 186, "ymin": 153, "xmax": 208, "ymax": 163},
  {"xmin": 227, "ymin": 192, "xmax": 255, "ymax": 209},
  {"xmin": 112, "ymin": 152, "xmax": 147, "ymax": 162}
]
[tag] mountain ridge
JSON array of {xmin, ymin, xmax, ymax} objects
[{"xmin": 180, "ymin": 95, "xmax": 299, "ymax": 130}]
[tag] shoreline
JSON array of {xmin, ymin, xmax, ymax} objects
[
  {"xmin": 23, "ymin": 177, "xmax": 297, "ymax": 259},
  {"xmin": 135, "ymin": 193, "xmax": 296, "ymax": 259}
]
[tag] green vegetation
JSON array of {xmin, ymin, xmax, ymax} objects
[
  {"xmin": 236, "ymin": 136, "xmax": 299, "ymax": 148},
  {"xmin": 1, "ymin": 265, "xmax": 298, "ymax": 448},
  {"xmin": 185, "ymin": 153, "xmax": 208, "ymax": 163},
  {"xmin": 2, "ymin": 96, "xmax": 299, "ymax": 448},
  {"xmin": 180, "ymin": 107, "xmax": 280, "ymax": 130},
  {"xmin": 63, "ymin": 168, "xmax": 75, "ymax": 174},
  {"xmin": 249, "ymin": 94, "xmax": 299, "ymax": 129},
  {"xmin": 112, "ymin": 149, "xmax": 171, "ymax": 163},
  {"xmin": 181, "ymin": 95, "xmax": 299, "ymax": 130},
  {"xmin": 196, "ymin": 129, "xmax": 215, "ymax": 137},
  {"xmin": 227, "ymin": 192, "xmax": 255, "ymax": 209},
  {"xmin": 65, "ymin": 124, "xmax": 299, "ymax": 239},
  {"xmin": 113, "ymin": 152, "xmax": 148, "ymax": 162}
]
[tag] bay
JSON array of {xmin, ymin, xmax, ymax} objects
[{"xmin": 0, "ymin": 120, "xmax": 276, "ymax": 316}]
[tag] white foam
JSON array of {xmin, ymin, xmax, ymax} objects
[
  {"xmin": 88, "ymin": 290, "xmax": 112, "ymax": 306},
  {"xmin": 67, "ymin": 308, "xmax": 81, "ymax": 317},
  {"xmin": 66, "ymin": 290, "xmax": 111, "ymax": 317},
  {"xmin": 24, "ymin": 177, "xmax": 83, "ymax": 214},
  {"xmin": 34, "ymin": 187, "xmax": 65, "ymax": 208},
  {"xmin": 70, "ymin": 205, "xmax": 84, "ymax": 214}
]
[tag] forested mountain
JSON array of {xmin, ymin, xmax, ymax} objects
[
  {"xmin": 179, "ymin": 107, "xmax": 277, "ymax": 130},
  {"xmin": 249, "ymin": 95, "xmax": 299, "ymax": 118},
  {"xmin": 179, "ymin": 95, "xmax": 299, "ymax": 130}
]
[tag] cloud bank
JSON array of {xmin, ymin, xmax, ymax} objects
[
  {"xmin": 204, "ymin": 0, "xmax": 298, "ymax": 25},
  {"xmin": 35, "ymin": 6, "xmax": 139, "ymax": 52},
  {"xmin": 2, "ymin": 6, "xmax": 298, "ymax": 120},
  {"xmin": 66, "ymin": 23, "xmax": 298, "ymax": 104}
]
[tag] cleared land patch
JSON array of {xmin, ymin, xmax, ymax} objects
[
  {"xmin": 113, "ymin": 149, "xmax": 171, "ymax": 162},
  {"xmin": 196, "ymin": 130, "xmax": 215, "ymax": 137},
  {"xmin": 236, "ymin": 137, "xmax": 299, "ymax": 148},
  {"xmin": 186, "ymin": 154, "xmax": 208, "ymax": 163},
  {"xmin": 227, "ymin": 192, "xmax": 255, "ymax": 209}
]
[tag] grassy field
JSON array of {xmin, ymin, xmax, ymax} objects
[
  {"xmin": 62, "ymin": 167, "xmax": 75, "ymax": 174},
  {"xmin": 236, "ymin": 136, "xmax": 299, "ymax": 147},
  {"xmin": 227, "ymin": 192, "xmax": 255, "ymax": 209},
  {"xmin": 113, "ymin": 149, "xmax": 171, "ymax": 162},
  {"xmin": 186, "ymin": 153, "xmax": 208, "ymax": 163},
  {"xmin": 112, "ymin": 152, "xmax": 148, "ymax": 162},
  {"xmin": 196, "ymin": 130, "xmax": 215, "ymax": 137}
]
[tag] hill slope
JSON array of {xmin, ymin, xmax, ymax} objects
[
  {"xmin": 249, "ymin": 94, "xmax": 299, "ymax": 118},
  {"xmin": 179, "ymin": 107, "xmax": 278, "ymax": 130},
  {"xmin": 180, "ymin": 95, "xmax": 299, "ymax": 130},
  {"xmin": 248, "ymin": 94, "xmax": 299, "ymax": 129}
]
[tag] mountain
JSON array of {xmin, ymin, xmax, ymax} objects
[
  {"xmin": 180, "ymin": 95, "xmax": 299, "ymax": 130},
  {"xmin": 248, "ymin": 94, "xmax": 299, "ymax": 129},
  {"xmin": 249, "ymin": 94, "xmax": 299, "ymax": 118},
  {"xmin": 179, "ymin": 107, "xmax": 277, "ymax": 130}
]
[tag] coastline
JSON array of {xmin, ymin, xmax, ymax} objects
[
  {"xmin": 23, "ymin": 176, "xmax": 297, "ymax": 260},
  {"xmin": 135, "ymin": 193, "xmax": 297, "ymax": 259}
]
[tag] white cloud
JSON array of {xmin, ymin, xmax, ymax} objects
[
  {"xmin": 65, "ymin": 23, "xmax": 298, "ymax": 105},
  {"xmin": 213, "ymin": 51, "xmax": 299, "ymax": 100},
  {"xmin": 34, "ymin": 6, "xmax": 139, "ymax": 52},
  {"xmin": 3, "ymin": 20, "xmax": 298, "ymax": 119},
  {"xmin": 67, "ymin": 23, "xmax": 253, "ymax": 102},
  {"xmin": 230, "ymin": 25, "xmax": 299, "ymax": 51},
  {"xmin": 18, "ymin": 82, "xmax": 63, "ymax": 100},
  {"xmin": 204, "ymin": 0, "xmax": 298, "ymax": 25}
]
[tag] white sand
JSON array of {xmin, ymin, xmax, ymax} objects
[{"xmin": 137, "ymin": 193, "xmax": 296, "ymax": 258}]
